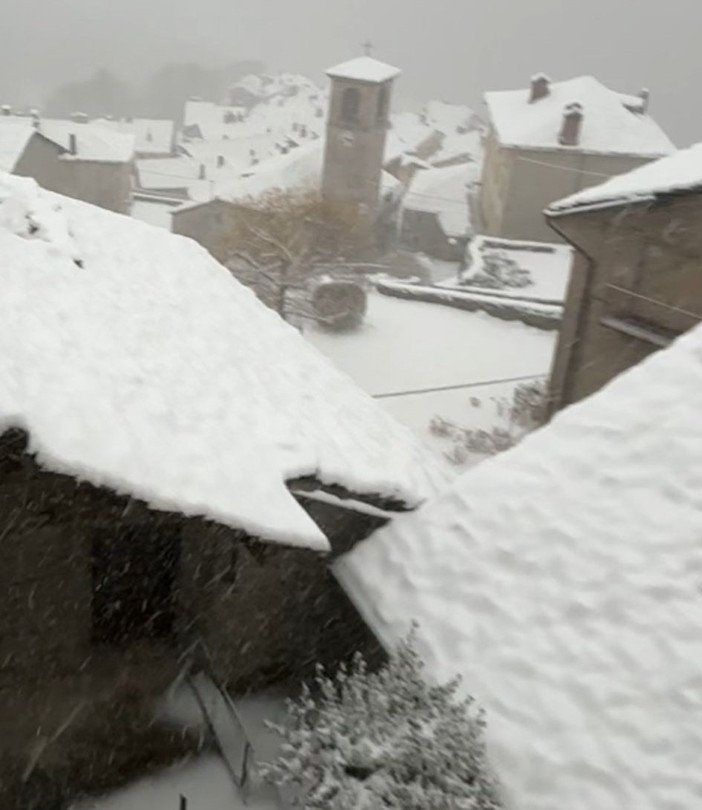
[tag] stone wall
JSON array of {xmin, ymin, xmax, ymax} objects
[{"xmin": 547, "ymin": 192, "xmax": 702, "ymax": 411}]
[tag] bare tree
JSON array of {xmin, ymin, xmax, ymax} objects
[{"xmin": 220, "ymin": 188, "xmax": 374, "ymax": 326}]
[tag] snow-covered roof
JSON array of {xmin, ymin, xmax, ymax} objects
[
  {"xmin": 0, "ymin": 172, "xmax": 444, "ymax": 550},
  {"xmin": 93, "ymin": 118, "xmax": 174, "ymax": 156},
  {"xmin": 456, "ymin": 235, "xmax": 572, "ymax": 303},
  {"xmin": 327, "ymin": 57, "xmax": 401, "ymax": 84},
  {"xmin": 548, "ymin": 141, "xmax": 702, "ymax": 214},
  {"xmin": 336, "ymin": 323, "xmax": 702, "ymax": 809},
  {"xmin": 403, "ymin": 163, "xmax": 478, "ymax": 237},
  {"xmin": 485, "ymin": 76, "xmax": 674, "ymax": 156},
  {"xmin": 1, "ymin": 116, "xmax": 135, "ymax": 163},
  {"xmin": 174, "ymin": 139, "xmax": 401, "ymax": 210},
  {"xmin": 0, "ymin": 123, "xmax": 35, "ymax": 172}
]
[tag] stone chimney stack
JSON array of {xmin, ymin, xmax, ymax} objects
[
  {"xmin": 639, "ymin": 88, "xmax": 650, "ymax": 114},
  {"xmin": 198, "ymin": 163, "xmax": 206, "ymax": 180},
  {"xmin": 1, "ymin": 105, "xmax": 11, "ymax": 116},
  {"xmin": 216, "ymin": 155, "xmax": 225, "ymax": 169},
  {"xmin": 529, "ymin": 73, "xmax": 551, "ymax": 103},
  {"xmin": 68, "ymin": 133, "xmax": 78, "ymax": 155},
  {"xmin": 559, "ymin": 103, "xmax": 583, "ymax": 146}
]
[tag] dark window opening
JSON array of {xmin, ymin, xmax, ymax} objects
[
  {"xmin": 92, "ymin": 525, "xmax": 180, "ymax": 644},
  {"xmin": 340, "ymin": 87, "xmax": 361, "ymax": 124},
  {"xmin": 377, "ymin": 85, "xmax": 390, "ymax": 124}
]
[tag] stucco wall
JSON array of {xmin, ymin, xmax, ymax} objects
[
  {"xmin": 13, "ymin": 133, "xmax": 68, "ymax": 194},
  {"xmin": 548, "ymin": 193, "xmax": 702, "ymax": 411},
  {"xmin": 322, "ymin": 78, "xmax": 392, "ymax": 213},
  {"xmin": 62, "ymin": 160, "xmax": 133, "ymax": 214},
  {"xmin": 171, "ymin": 200, "xmax": 235, "ymax": 261},
  {"xmin": 500, "ymin": 148, "xmax": 653, "ymax": 242}
]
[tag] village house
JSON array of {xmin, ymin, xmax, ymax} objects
[
  {"xmin": 336, "ymin": 318, "xmax": 702, "ymax": 810},
  {"xmin": 0, "ymin": 173, "xmax": 444, "ymax": 803},
  {"xmin": 545, "ymin": 142, "xmax": 702, "ymax": 413},
  {"xmin": 172, "ymin": 56, "xmax": 403, "ymax": 258},
  {"xmin": 0, "ymin": 109, "xmax": 135, "ymax": 213},
  {"xmin": 92, "ymin": 117, "xmax": 176, "ymax": 159},
  {"xmin": 479, "ymin": 75, "xmax": 674, "ymax": 242}
]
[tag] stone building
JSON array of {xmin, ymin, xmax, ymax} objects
[
  {"xmin": 0, "ymin": 110, "xmax": 134, "ymax": 213},
  {"xmin": 479, "ymin": 75, "xmax": 674, "ymax": 242},
  {"xmin": 0, "ymin": 174, "xmax": 443, "ymax": 802},
  {"xmin": 321, "ymin": 56, "xmax": 401, "ymax": 220},
  {"xmin": 545, "ymin": 142, "xmax": 702, "ymax": 414}
]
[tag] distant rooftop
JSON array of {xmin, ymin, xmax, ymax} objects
[
  {"xmin": 327, "ymin": 56, "xmax": 401, "ymax": 84},
  {"xmin": 485, "ymin": 75, "xmax": 674, "ymax": 157}
]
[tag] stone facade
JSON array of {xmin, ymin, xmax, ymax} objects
[
  {"xmin": 0, "ymin": 427, "xmax": 385, "ymax": 799},
  {"xmin": 480, "ymin": 125, "xmax": 655, "ymax": 242},
  {"xmin": 546, "ymin": 192, "xmax": 702, "ymax": 413},
  {"xmin": 12, "ymin": 131, "xmax": 133, "ymax": 214},
  {"xmin": 321, "ymin": 74, "xmax": 395, "ymax": 219}
]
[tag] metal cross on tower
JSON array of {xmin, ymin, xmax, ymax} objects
[{"xmin": 362, "ymin": 40, "xmax": 373, "ymax": 56}]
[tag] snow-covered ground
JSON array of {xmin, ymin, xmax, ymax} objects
[
  {"xmin": 75, "ymin": 687, "xmax": 290, "ymax": 810},
  {"xmin": 305, "ymin": 291, "xmax": 556, "ymax": 465}
]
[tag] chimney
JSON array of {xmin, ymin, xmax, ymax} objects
[
  {"xmin": 216, "ymin": 155, "xmax": 225, "ymax": 169},
  {"xmin": 529, "ymin": 73, "xmax": 550, "ymax": 103},
  {"xmin": 1, "ymin": 104, "xmax": 11, "ymax": 116},
  {"xmin": 559, "ymin": 103, "xmax": 583, "ymax": 146},
  {"xmin": 639, "ymin": 88, "xmax": 650, "ymax": 114},
  {"xmin": 68, "ymin": 133, "xmax": 78, "ymax": 155},
  {"xmin": 198, "ymin": 163, "xmax": 206, "ymax": 180}
]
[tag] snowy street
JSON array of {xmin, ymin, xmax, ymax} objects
[{"xmin": 305, "ymin": 290, "xmax": 557, "ymax": 464}]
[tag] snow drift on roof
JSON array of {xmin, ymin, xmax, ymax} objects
[
  {"xmin": 336, "ymin": 323, "xmax": 702, "ymax": 809},
  {"xmin": 0, "ymin": 123, "xmax": 34, "ymax": 172},
  {"xmin": 1, "ymin": 116, "xmax": 134, "ymax": 162},
  {"xmin": 327, "ymin": 57, "xmax": 401, "ymax": 84},
  {"xmin": 93, "ymin": 118, "xmax": 174, "ymax": 156},
  {"xmin": 0, "ymin": 172, "xmax": 445, "ymax": 549},
  {"xmin": 548, "ymin": 142, "xmax": 702, "ymax": 213},
  {"xmin": 485, "ymin": 75, "xmax": 674, "ymax": 156}
]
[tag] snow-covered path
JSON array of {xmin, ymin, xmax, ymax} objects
[{"xmin": 305, "ymin": 291, "xmax": 557, "ymax": 463}]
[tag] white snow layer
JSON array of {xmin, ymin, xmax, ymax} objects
[
  {"xmin": 0, "ymin": 123, "xmax": 34, "ymax": 172},
  {"xmin": 485, "ymin": 75, "xmax": 674, "ymax": 156},
  {"xmin": 336, "ymin": 323, "xmax": 702, "ymax": 810},
  {"xmin": 93, "ymin": 117, "xmax": 174, "ymax": 156},
  {"xmin": 0, "ymin": 115, "xmax": 135, "ymax": 163},
  {"xmin": 549, "ymin": 141, "xmax": 702, "ymax": 213},
  {"xmin": 0, "ymin": 173, "xmax": 444, "ymax": 549},
  {"xmin": 326, "ymin": 56, "xmax": 401, "ymax": 84}
]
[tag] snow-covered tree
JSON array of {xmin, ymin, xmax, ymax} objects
[
  {"xmin": 220, "ymin": 188, "xmax": 373, "ymax": 327},
  {"xmin": 261, "ymin": 629, "xmax": 502, "ymax": 809}
]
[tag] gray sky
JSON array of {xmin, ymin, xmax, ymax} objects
[{"xmin": 2, "ymin": 0, "xmax": 699, "ymax": 144}]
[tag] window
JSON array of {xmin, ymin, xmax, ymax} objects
[
  {"xmin": 340, "ymin": 87, "xmax": 360, "ymax": 124},
  {"xmin": 377, "ymin": 85, "xmax": 390, "ymax": 124}
]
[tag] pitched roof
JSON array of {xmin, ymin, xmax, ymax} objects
[
  {"xmin": 548, "ymin": 142, "xmax": 702, "ymax": 214},
  {"xmin": 0, "ymin": 172, "xmax": 445, "ymax": 550},
  {"xmin": 0, "ymin": 123, "xmax": 35, "ymax": 172},
  {"xmin": 93, "ymin": 118, "xmax": 174, "ymax": 156},
  {"xmin": 485, "ymin": 75, "xmax": 674, "ymax": 156},
  {"xmin": 403, "ymin": 162, "xmax": 479, "ymax": 238},
  {"xmin": 326, "ymin": 56, "xmax": 401, "ymax": 84},
  {"xmin": 173, "ymin": 139, "xmax": 402, "ymax": 211},
  {"xmin": 336, "ymin": 324, "xmax": 702, "ymax": 810},
  {"xmin": 0, "ymin": 116, "xmax": 134, "ymax": 162}
]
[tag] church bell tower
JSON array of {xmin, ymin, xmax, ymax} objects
[{"xmin": 321, "ymin": 53, "xmax": 401, "ymax": 219}]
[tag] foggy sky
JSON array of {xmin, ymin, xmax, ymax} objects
[{"xmin": 2, "ymin": 0, "xmax": 699, "ymax": 145}]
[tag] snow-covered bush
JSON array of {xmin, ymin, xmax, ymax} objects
[
  {"xmin": 261, "ymin": 630, "xmax": 502, "ymax": 809},
  {"xmin": 430, "ymin": 379, "xmax": 548, "ymax": 466},
  {"xmin": 464, "ymin": 249, "xmax": 532, "ymax": 290}
]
